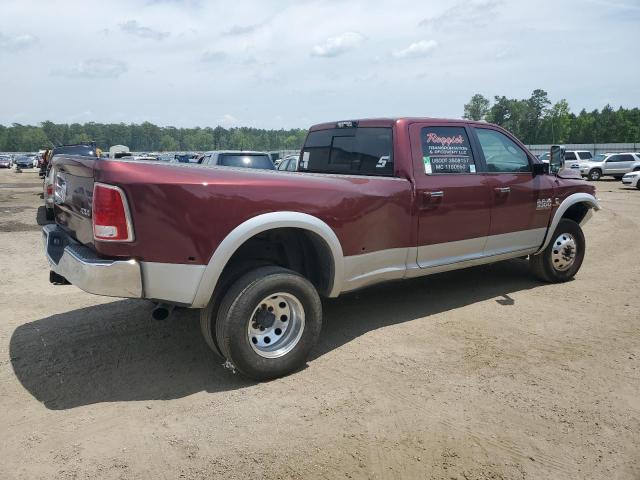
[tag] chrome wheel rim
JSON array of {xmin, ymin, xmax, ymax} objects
[
  {"xmin": 247, "ymin": 292, "xmax": 305, "ymax": 359},
  {"xmin": 551, "ymin": 233, "xmax": 577, "ymax": 271},
  {"xmin": 591, "ymin": 171, "xmax": 600, "ymax": 180}
]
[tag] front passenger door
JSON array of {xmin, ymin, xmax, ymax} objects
[{"xmin": 473, "ymin": 126, "xmax": 555, "ymax": 255}]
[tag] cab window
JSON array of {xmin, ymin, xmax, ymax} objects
[{"xmin": 475, "ymin": 128, "xmax": 531, "ymax": 173}]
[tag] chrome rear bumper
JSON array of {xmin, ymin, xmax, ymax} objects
[{"xmin": 42, "ymin": 224, "xmax": 142, "ymax": 298}]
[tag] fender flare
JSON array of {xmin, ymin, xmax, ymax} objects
[
  {"xmin": 536, "ymin": 192, "xmax": 600, "ymax": 254},
  {"xmin": 191, "ymin": 211, "xmax": 344, "ymax": 308}
]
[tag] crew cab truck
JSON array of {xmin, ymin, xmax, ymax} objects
[{"xmin": 43, "ymin": 118, "xmax": 599, "ymax": 380}]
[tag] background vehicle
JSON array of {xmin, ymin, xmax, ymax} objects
[
  {"xmin": 14, "ymin": 155, "xmax": 35, "ymax": 169},
  {"xmin": 0, "ymin": 155, "xmax": 12, "ymax": 168},
  {"xmin": 277, "ymin": 154, "xmax": 299, "ymax": 171},
  {"xmin": 109, "ymin": 145, "xmax": 130, "ymax": 159},
  {"xmin": 564, "ymin": 150, "xmax": 593, "ymax": 168},
  {"xmin": 622, "ymin": 170, "xmax": 640, "ymax": 189},
  {"xmin": 43, "ymin": 118, "xmax": 598, "ymax": 381},
  {"xmin": 200, "ymin": 151, "xmax": 275, "ymax": 169},
  {"xmin": 578, "ymin": 152, "xmax": 640, "ymax": 180}
]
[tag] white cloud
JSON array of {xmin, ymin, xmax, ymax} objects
[
  {"xmin": 52, "ymin": 59, "xmax": 128, "ymax": 79},
  {"xmin": 219, "ymin": 114, "xmax": 238, "ymax": 126},
  {"xmin": 0, "ymin": 0, "xmax": 637, "ymax": 129},
  {"xmin": 0, "ymin": 33, "xmax": 38, "ymax": 52},
  {"xmin": 119, "ymin": 20, "xmax": 169, "ymax": 40},
  {"xmin": 392, "ymin": 40, "xmax": 438, "ymax": 59},
  {"xmin": 311, "ymin": 32, "xmax": 365, "ymax": 58}
]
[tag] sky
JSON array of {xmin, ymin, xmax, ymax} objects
[{"xmin": 0, "ymin": 0, "xmax": 638, "ymax": 129}]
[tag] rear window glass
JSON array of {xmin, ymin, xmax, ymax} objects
[
  {"xmin": 300, "ymin": 127, "xmax": 393, "ymax": 176},
  {"xmin": 218, "ymin": 154, "xmax": 274, "ymax": 170},
  {"xmin": 421, "ymin": 126, "xmax": 476, "ymax": 174},
  {"xmin": 565, "ymin": 152, "xmax": 577, "ymax": 160},
  {"xmin": 578, "ymin": 151, "xmax": 592, "ymax": 160}
]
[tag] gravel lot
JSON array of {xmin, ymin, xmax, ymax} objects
[{"xmin": 1, "ymin": 168, "xmax": 639, "ymax": 479}]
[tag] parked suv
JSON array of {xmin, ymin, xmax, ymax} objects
[{"xmin": 578, "ymin": 152, "xmax": 640, "ymax": 181}]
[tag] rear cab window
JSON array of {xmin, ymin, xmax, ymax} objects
[{"xmin": 300, "ymin": 126, "xmax": 393, "ymax": 176}]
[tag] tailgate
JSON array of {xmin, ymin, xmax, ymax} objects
[{"xmin": 52, "ymin": 155, "xmax": 97, "ymax": 246}]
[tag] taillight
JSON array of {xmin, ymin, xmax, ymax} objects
[
  {"xmin": 46, "ymin": 185, "xmax": 53, "ymax": 196},
  {"xmin": 92, "ymin": 183, "xmax": 134, "ymax": 242}
]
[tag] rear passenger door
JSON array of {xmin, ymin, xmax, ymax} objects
[
  {"xmin": 471, "ymin": 126, "xmax": 555, "ymax": 255},
  {"xmin": 409, "ymin": 123, "xmax": 492, "ymax": 268}
]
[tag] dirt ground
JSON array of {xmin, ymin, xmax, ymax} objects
[{"xmin": 0, "ymin": 167, "xmax": 638, "ymax": 480}]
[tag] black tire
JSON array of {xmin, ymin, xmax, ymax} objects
[
  {"xmin": 215, "ymin": 266, "xmax": 322, "ymax": 381},
  {"xmin": 529, "ymin": 218, "xmax": 585, "ymax": 283},
  {"xmin": 199, "ymin": 294, "xmax": 225, "ymax": 359},
  {"xmin": 45, "ymin": 207, "xmax": 54, "ymax": 220},
  {"xmin": 636, "ymin": 181, "xmax": 640, "ymax": 191},
  {"xmin": 588, "ymin": 169, "xmax": 602, "ymax": 181},
  {"xmin": 199, "ymin": 261, "xmax": 272, "ymax": 360}
]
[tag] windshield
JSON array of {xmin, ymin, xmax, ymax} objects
[
  {"xmin": 218, "ymin": 154, "xmax": 274, "ymax": 170},
  {"xmin": 594, "ymin": 154, "xmax": 607, "ymax": 162}
]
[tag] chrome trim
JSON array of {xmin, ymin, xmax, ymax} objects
[
  {"xmin": 536, "ymin": 193, "xmax": 599, "ymax": 253},
  {"xmin": 140, "ymin": 262, "xmax": 206, "ymax": 305},
  {"xmin": 192, "ymin": 212, "xmax": 344, "ymax": 308},
  {"xmin": 92, "ymin": 182, "xmax": 135, "ymax": 242},
  {"xmin": 43, "ymin": 224, "xmax": 142, "ymax": 298},
  {"xmin": 484, "ymin": 228, "xmax": 546, "ymax": 256},
  {"xmin": 429, "ymin": 191, "xmax": 444, "ymax": 197},
  {"xmin": 417, "ymin": 236, "xmax": 487, "ymax": 268},
  {"xmin": 406, "ymin": 247, "xmax": 538, "ymax": 278}
]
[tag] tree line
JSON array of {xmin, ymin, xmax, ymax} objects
[
  {"xmin": 0, "ymin": 122, "xmax": 308, "ymax": 152},
  {"xmin": 1, "ymin": 90, "xmax": 638, "ymax": 152},
  {"xmin": 463, "ymin": 89, "xmax": 640, "ymax": 145}
]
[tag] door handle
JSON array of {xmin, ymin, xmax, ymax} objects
[
  {"xmin": 494, "ymin": 187, "xmax": 511, "ymax": 194},
  {"xmin": 421, "ymin": 191, "xmax": 444, "ymax": 209}
]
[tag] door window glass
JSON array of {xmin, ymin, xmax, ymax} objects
[
  {"xmin": 476, "ymin": 128, "xmax": 531, "ymax": 173},
  {"xmin": 565, "ymin": 152, "xmax": 577, "ymax": 160},
  {"xmin": 420, "ymin": 126, "xmax": 476, "ymax": 174}
]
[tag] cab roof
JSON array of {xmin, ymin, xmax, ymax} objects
[{"xmin": 308, "ymin": 117, "xmax": 492, "ymax": 132}]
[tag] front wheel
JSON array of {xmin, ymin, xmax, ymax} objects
[
  {"xmin": 215, "ymin": 266, "xmax": 322, "ymax": 381},
  {"xmin": 588, "ymin": 169, "xmax": 602, "ymax": 181},
  {"xmin": 529, "ymin": 219, "xmax": 586, "ymax": 283}
]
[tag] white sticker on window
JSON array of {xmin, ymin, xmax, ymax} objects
[
  {"xmin": 301, "ymin": 151, "xmax": 310, "ymax": 169},
  {"xmin": 469, "ymin": 164, "xmax": 476, "ymax": 173},
  {"xmin": 376, "ymin": 155, "xmax": 389, "ymax": 168}
]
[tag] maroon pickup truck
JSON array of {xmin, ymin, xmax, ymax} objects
[{"xmin": 43, "ymin": 118, "xmax": 599, "ymax": 380}]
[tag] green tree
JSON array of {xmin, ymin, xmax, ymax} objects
[{"xmin": 463, "ymin": 94, "xmax": 490, "ymax": 121}]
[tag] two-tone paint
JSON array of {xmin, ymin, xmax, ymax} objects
[{"xmin": 49, "ymin": 118, "xmax": 599, "ymax": 308}]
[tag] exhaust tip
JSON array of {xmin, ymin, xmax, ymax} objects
[{"xmin": 151, "ymin": 303, "xmax": 174, "ymax": 321}]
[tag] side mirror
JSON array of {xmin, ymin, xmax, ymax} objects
[
  {"xmin": 549, "ymin": 145, "xmax": 565, "ymax": 174},
  {"xmin": 532, "ymin": 162, "xmax": 549, "ymax": 176}
]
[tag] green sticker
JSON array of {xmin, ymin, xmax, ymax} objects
[{"xmin": 423, "ymin": 156, "xmax": 432, "ymax": 174}]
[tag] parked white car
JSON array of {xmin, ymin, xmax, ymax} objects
[
  {"xmin": 622, "ymin": 170, "xmax": 640, "ymax": 189},
  {"xmin": 576, "ymin": 152, "xmax": 640, "ymax": 181}
]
